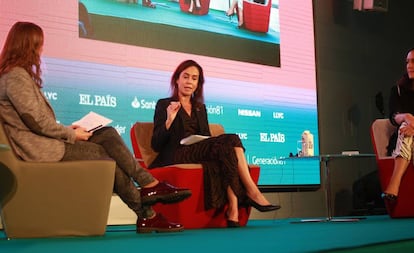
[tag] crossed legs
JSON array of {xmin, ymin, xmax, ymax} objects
[
  {"xmin": 226, "ymin": 147, "xmax": 273, "ymax": 223},
  {"xmin": 384, "ymin": 123, "xmax": 413, "ymax": 199},
  {"xmin": 384, "ymin": 157, "xmax": 410, "ymax": 197},
  {"xmin": 226, "ymin": 0, "xmax": 244, "ymax": 27},
  {"xmin": 188, "ymin": 0, "xmax": 201, "ymax": 13}
]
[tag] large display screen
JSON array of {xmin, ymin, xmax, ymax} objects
[{"xmin": 0, "ymin": 0, "xmax": 320, "ymax": 190}]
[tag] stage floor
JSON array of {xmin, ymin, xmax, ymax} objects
[{"xmin": 1, "ymin": 215, "xmax": 414, "ymax": 253}]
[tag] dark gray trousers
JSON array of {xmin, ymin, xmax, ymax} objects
[{"xmin": 61, "ymin": 127, "xmax": 154, "ymax": 218}]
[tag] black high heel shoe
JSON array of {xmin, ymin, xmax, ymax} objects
[
  {"xmin": 227, "ymin": 220, "xmax": 240, "ymax": 228},
  {"xmin": 225, "ymin": 210, "xmax": 240, "ymax": 228},
  {"xmin": 247, "ymin": 199, "xmax": 281, "ymax": 212},
  {"xmin": 226, "ymin": 11, "xmax": 235, "ymax": 17},
  {"xmin": 381, "ymin": 192, "xmax": 398, "ymax": 201}
]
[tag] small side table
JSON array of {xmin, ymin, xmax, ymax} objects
[{"xmin": 282, "ymin": 153, "xmax": 375, "ymax": 222}]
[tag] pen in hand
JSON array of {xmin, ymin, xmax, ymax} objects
[{"xmin": 88, "ymin": 124, "xmax": 103, "ymax": 133}]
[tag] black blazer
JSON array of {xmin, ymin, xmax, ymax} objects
[{"xmin": 149, "ymin": 97, "xmax": 211, "ymax": 168}]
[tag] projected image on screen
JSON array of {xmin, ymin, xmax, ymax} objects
[
  {"xmin": 78, "ymin": 0, "xmax": 280, "ymax": 67},
  {"xmin": 1, "ymin": 0, "xmax": 319, "ymax": 190}
]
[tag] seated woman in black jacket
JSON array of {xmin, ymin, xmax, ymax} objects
[
  {"xmin": 383, "ymin": 47, "xmax": 414, "ymax": 202},
  {"xmin": 149, "ymin": 59, "xmax": 280, "ymax": 228}
]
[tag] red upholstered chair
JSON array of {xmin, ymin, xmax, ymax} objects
[
  {"xmin": 370, "ymin": 119, "xmax": 414, "ymax": 218},
  {"xmin": 243, "ymin": 0, "xmax": 272, "ymax": 33},
  {"xmin": 130, "ymin": 122, "xmax": 260, "ymax": 228},
  {"xmin": 179, "ymin": 0, "xmax": 210, "ymax": 15}
]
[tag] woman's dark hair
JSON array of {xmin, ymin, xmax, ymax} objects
[
  {"xmin": 170, "ymin": 59, "xmax": 205, "ymax": 106},
  {"xmin": 0, "ymin": 21, "xmax": 44, "ymax": 87},
  {"xmin": 397, "ymin": 73, "xmax": 410, "ymax": 88},
  {"xmin": 397, "ymin": 48, "xmax": 414, "ymax": 88}
]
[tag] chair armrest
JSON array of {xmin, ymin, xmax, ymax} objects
[
  {"xmin": 13, "ymin": 160, "xmax": 115, "ymax": 196},
  {"xmin": 1, "ymin": 159, "xmax": 116, "ymax": 238},
  {"xmin": 378, "ymin": 157, "xmax": 393, "ymax": 161},
  {"xmin": 165, "ymin": 163, "xmax": 203, "ymax": 169}
]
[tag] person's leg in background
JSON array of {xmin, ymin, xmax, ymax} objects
[{"xmin": 384, "ymin": 122, "xmax": 413, "ymax": 200}]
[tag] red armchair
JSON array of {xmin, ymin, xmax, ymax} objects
[
  {"xmin": 179, "ymin": 0, "xmax": 210, "ymax": 15},
  {"xmin": 243, "ymin": 0, "xmax": 272, "ymax": 33},
  {"xmin": 370, "ymin": 119, "xmax": 414, "ymax": 218},
  {"xmin": 130, "ymin": 122, "xmax": 260, "ymax": 228}
]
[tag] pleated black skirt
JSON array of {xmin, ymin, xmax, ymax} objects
[{"xmin": 173, "ymin": 133, "xmax": 248, "ymax": 210}]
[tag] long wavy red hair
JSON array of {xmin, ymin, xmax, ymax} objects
[{"xmin": 0, "ymin": 21, "xmax": 44, "ymax": 87}]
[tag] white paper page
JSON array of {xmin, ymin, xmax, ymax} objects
[
  {"xmin": 72, "ymin": 111, "xmax": 113, "ymax": 132},
  {"xmin": 180, "ymin": 135, "xmax": 210, "ymax": 145}
]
